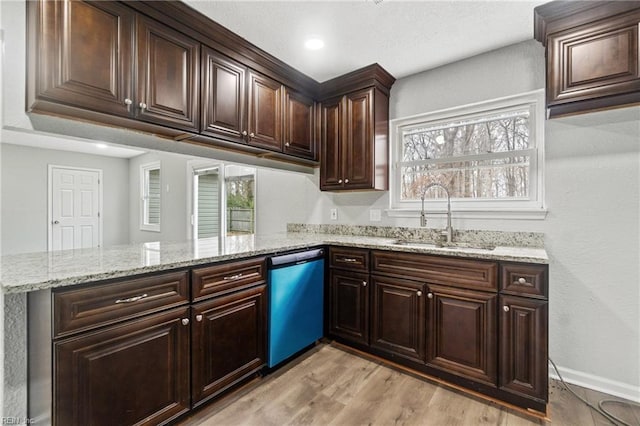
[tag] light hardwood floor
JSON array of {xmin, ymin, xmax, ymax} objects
[{"xmin": 178, "ymin": 343, "xmax": 640, "ymax": 426}]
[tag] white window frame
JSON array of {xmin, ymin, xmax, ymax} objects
[
  {"xmin": 388, "ymin": 90, "xmax": 546, "ymax": 220},
  {"xmin": 140, "ymin": 161, "xmax": 161, "ymax": 232}
]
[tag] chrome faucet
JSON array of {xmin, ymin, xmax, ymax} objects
[{"xmin": 420, "ymin": 183, "xmax": 453, "ymax": 243}]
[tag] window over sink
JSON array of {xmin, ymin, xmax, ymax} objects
[{"xmin": 389, "ymin": 91, "xmax": 545, "ymax": 219}]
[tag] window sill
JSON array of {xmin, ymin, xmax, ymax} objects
[{"xmin": 386, "ymin": 208, "xmax": 548, "ymax": 221}]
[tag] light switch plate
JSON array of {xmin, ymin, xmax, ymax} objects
[
  {"xmin": 369, "ymin": 209, "xmax": 382, "ymax": 222},
  {"xmin": 330, "ymin": 208, "xmax": 338, "ymax": 220}
]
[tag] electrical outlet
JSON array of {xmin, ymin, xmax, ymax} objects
[
  {"xmin": 330, "ymin": 208, "xmax": 338, "ymax": 220},
  {"xmin": 369, "ymin": 209, "xmax": 382, "ymax": 222}
]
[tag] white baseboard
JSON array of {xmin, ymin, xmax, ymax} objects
[{"xmin": 549, "ymin": 362, "xmax": 640, "ymax": 403}]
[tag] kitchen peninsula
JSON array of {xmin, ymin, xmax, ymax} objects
[{"xmin": 1, "ymin": 226, "xmax": 549, "ymax": 424}]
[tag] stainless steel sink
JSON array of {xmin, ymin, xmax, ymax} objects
[{"xmin": 391, "ymin": 239, "xmax": 496, "ymax": 251}]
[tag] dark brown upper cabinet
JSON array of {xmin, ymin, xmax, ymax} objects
[
  {"xmin": 319, "ymin": 64, "xmax": 395, "ymax": 191},
  {"xmin": 283, "ymin": 88, "xmax": 317, "ymax": 160},
  {"xmin": 28, "ymin": 0, "xmax": 199, "ymax": 133},
  {"xmin": 247, "ymin": 71, "xmax": 283, "ymax": 151},
  {"xmin": 27, "ymin": 1, "xmax": 392, "ymax": 170},
  {"xmin": 201, "ymin": 47, "xmax": 247, "ymax": 143},
  {"xmin": 534, "ymin": 2, "xmax": 640, "ymax": 117},
  {"xmin": 27, "ymin": 0, "xmax": 135, "ymax": 117},
  {"xmin": 136, "ymin": 15, "xmax": 200, "ymax": 132}
]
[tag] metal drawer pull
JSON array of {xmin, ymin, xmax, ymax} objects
[
  {"xmin": 115, "ymin": 294, "xmax": 148, "ymax": 304},
  {"xmin": 517, "ymin": 277, "xmax": 528, "ymax": 284},
  {"xmin": 417, "ymin": 291, "xmax": 422, "ymax": 297},
  {"xmin": 182, "ymin": 318, "xmax": 190, "ymax": 326},
  {"xmin": 503, "ymin": 306, "xmax": 510, "ymax": 312},
  {"xmin": 196, "ymin": 314, "xmax": 203, "ymax": 322},
  {"xmin": 427, "ymin": 293, "xmax": 433, "ymax": 299},
  {"xmin": 341, "ymin": 258, "xmax": 358, "ymax": 263},
  {"xmin": 223, "ymin": 273, "xmax": 243, "ymax": 280},
  {"xmin": 362, "ymin": 281, "xmax": 367, "ymax": 287}
]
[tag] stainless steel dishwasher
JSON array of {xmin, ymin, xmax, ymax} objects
[{"xmin": 267, "ymin": 248, "xmax": 324, "ymax": 368}]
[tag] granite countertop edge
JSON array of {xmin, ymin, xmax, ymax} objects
[{"xmin": 1, "ymin": 234, "xmax": 548, "ymax": 294}]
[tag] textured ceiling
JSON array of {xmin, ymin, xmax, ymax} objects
[{"xmin": 184, "ymin": 0, "xmax": 547, "ymax": 82}]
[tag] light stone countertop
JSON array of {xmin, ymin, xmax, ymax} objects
[{"xmin": 0, "ymin": 233, "xmax": 548, "ymax": 294}]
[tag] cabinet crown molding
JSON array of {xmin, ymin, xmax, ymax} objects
[{"xmin": 534, "ymin": 0, "xmax": 640, "ymax": 46}]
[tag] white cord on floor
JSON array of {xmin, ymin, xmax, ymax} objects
[{"xmin": 549, "ymin": 358, "xmax": 640, "ymax": 426}]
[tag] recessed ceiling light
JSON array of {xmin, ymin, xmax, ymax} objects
[
  {"xmin": 304, "ymin": 38, "xmax": 324, "ymax": 50},
  {"xmin": 95, "ymin": 143, "xmax": 108, "ymax": 149}
]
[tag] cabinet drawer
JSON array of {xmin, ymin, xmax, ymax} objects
[
  {"xmin": 329, "ymin": 247, "xmax": 369, "ymax": 271},
  {"xmin": 53, "ymin": 270, "xmax": 189, "ymax": 338},
  {"xmin": 372, "ymin": 250, "xmax": 497, "ymax": 292},
  {"xmin": 500, "ymin": 263, "xmax": 548, "ymax": 298},
  {"xmin": 192, "ymin": 257, "xmax": 266, "ymax": 301}
]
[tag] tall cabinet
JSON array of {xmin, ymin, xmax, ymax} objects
[{"xmin": 319, "ymin": 65, "xmax": 395, "ymax": 191}]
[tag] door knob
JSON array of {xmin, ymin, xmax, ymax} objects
[{"xmin": 52, "ymin": 220, "xmax": 60, "ymax": 225}]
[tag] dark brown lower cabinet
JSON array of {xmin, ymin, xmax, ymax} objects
[
  {"xmin": 191, "ymin": 284, "xmax": 267, "ymax": 407},
  {"xmin": 53, "ymin": 307, "xmax": 191, "ymax": 426},
  {"xmin": 329, "ymin": 270, "xmax": 370, "ymax": 346},
  {"xmin": 499, "ymin": 295, "xmax": 548, "ymax": 401},
  {"xmin": 426, "ymin": 284, "xmax": 497, "ymax": 386},
  {"xmin": 370, "ymin": 276, "xmax": 425, "ymax": 363}
]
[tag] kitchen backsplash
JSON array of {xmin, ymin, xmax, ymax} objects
[{"xmin": 286, "ymin": 223, "xmax": 544, "ymax": 248}]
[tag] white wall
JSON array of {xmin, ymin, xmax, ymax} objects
[
  {"xmin": 1, "ymin": 143, "xmax": 130, "ymax": 254},
  {"xmin": 312, "ymin": 40, "xmax": 640, "ymax": 400}
]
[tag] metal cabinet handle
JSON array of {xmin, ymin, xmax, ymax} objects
[
  {"xmin": 115, "ymin": 293, "xmax": 148, "ymax": 304},
  {"xmin": 196, "ymin": 314, "xmax": 203, "ymax": 322},
  {"xmin": 285, "ymin": 142, "xmax": 290, "ymax": 147},
  {"xmin": 338, "ymin": 179, "xmax": 343, "ymax": 184},
  {"xmin": 139, "ymin": 102, "xmax": 147, "ymax": 110},
  {"xmin": 503, "ymin": 306, "xmax": 510, "ymax": 312},
  {"xmin": 223, "ymin": 273, "xmax": 243, "ymax": 281},
  {"xmin": 249, "ymin": 132, "xmax": 255, "ymax": 138},
  {"xmin": 341, "ymin": 258, "xmax": 358, "ymax": 263},
  {"xmin": 124, "ymin": 98, "xmax": 132, "ymax": 106},
  {"xmin": 517, "ymin": 277, "xmax": 528, "ymax": 284},
  {"xmin": 362, "ymin": 281, "xmax": 367, "ymax": 287},
  {"xmin": 427, "ymin": 293, "xmax": 433, "ymax": 299},
  {"xmin": 181, "ymin": 318, "xmax": 190, "ymax": 326},
  {"xmin": 242, "ymin": 130, "xmax": 248, "ymax": 136},
  {"xmin": 417, "ymin": 290, "xmax": 422, "ymax": 297},
  {"xmin": 345, "ymin": 179, "xmax": 349, "ymax": 184}
]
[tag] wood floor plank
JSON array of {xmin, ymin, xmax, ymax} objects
[{"xmin": 177, "ymin": 343, "xmax": 640, "ymax": 426}]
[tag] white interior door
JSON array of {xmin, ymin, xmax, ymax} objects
[{"xmin": 50, "ymin": 167, "xmax": 102, "ymax": 251}]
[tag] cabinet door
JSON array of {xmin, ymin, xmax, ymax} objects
[
  {"xmin": 137, "ymin": 15, "xmax": 199, "ymax": 132},
  {"xmin": 344, "ymin": 88, "xmax": 374, "ymax": 189},
  {"xmin": 191, "ymin": 285, "xmax": 266, "ymax": 407},
  {"xmin": 247, "ymin": 71, "xmax": 282, "ymax": 151},
  {"xmin": 499, "ymin": 295, "xmax": 548, "ymax": 402},
  {"xmin": 201, "ymin": 47, "xmax": 247, "ymax": 143},
  {"xmin": 283, "ymin": 88, "xmax": 317, "ymax": 160},
  {"xmin": 32, "ymin": 0, "xmax": 134, "ymax": 116},
  {"xmin": 548, "ymin": 11, "xmax": 640, "ymax": 108},
  {"xmin": 426, "ymin": 285, "xmax": 497, "ymax": 386},
  {"xmin": 329, "ymin": 270, "xmax": 370, "ymax": 346},
  {"xmin": 371, "ymin": 276, "xmax": 425, "ymax": 363},
  {"xmin": 319, "ymin": 98, "xmax": 343, "ymax": 190},
  {"xmin": 54, "ymin": 307, "xmax": 190, "ymax": 426}
]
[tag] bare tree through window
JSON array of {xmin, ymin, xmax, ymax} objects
[{"xmin": 400, "ymin": 110, "xmax": 532, "ymax": 201}]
